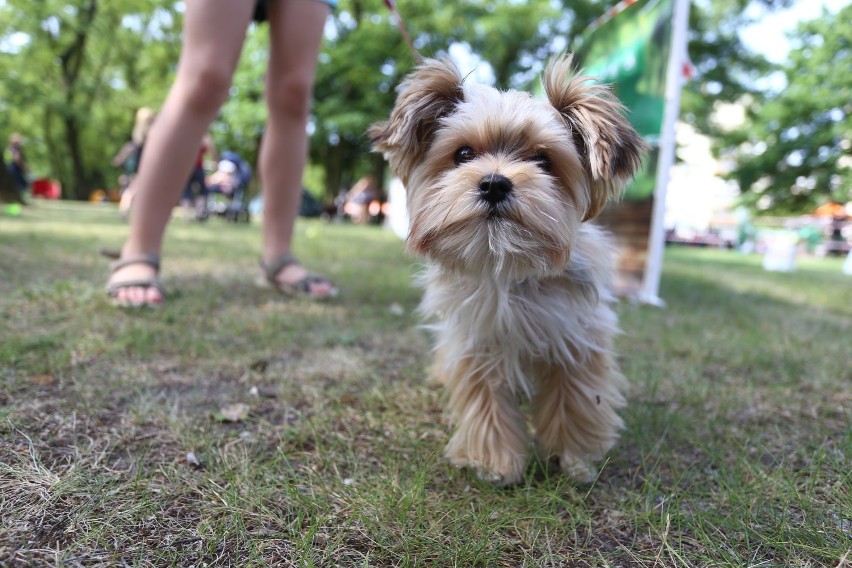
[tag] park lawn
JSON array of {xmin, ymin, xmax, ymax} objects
[{"xmin": 1, "ymin": 200, "xmax": 850, "ymax": 567}]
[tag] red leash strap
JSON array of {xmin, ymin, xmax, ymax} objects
[{"xmin": 384, "ymin": 0, "xmax": 424, "ymax": 63}]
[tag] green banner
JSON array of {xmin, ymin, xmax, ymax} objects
[{"xmin": 576, "ymin": 0, "xmax": 674, "ymax": 200}]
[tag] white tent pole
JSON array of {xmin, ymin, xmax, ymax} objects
[{"xmin": 639, "ymin": 0, "xmax": 691, "ymax": 306}]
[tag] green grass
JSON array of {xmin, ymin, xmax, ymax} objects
[{"xmin": 1, "ymin": 200, "xmax": 850, "ymax": 567}]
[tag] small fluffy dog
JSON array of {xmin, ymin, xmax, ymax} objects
[{"xmin": 370, "ymin": 54, "xmax": 646, "ymax": 485}]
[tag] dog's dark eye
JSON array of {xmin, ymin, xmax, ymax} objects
[
  {"xmin": 454, "ymin": 146, "xmax": 477, "ymax": 165},
  {"xmin": 534, "ymin": 153, "xmax": 552, "ymax": 173}
]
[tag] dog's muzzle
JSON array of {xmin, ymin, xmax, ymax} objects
[{"xmin": 479, "ymin": 174, "xmax": 513, "ymax": 206}]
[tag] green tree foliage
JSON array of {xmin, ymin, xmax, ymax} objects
[
  {"xmin": 307, "ymin": 0, "xmax": 598, "ymax": 200},
  {"xmin": 143, "ymin": 0, "xmax": 583, "ymax": 201},
  {"xmin": 3, "ymin": 0, "xmax": 845, "ymax": 215},
  {"xmin": 0, "ymin": 0, "xmax": 181, "ymax": 199},
  {"xmin": 716, "ymin": 4, "xmax": 852, "ymax": 214},
  {"xmin": 680, "ymin": 0, "xmax": 791, "ymax": 135},
  {"xmin": 1, "ymin": 0, "xmax": 580, "ymax": 202}
]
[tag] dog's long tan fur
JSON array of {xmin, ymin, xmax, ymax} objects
[{"xmin": 371, "ymin": 54, "xmax": 646, "ymax": 484}]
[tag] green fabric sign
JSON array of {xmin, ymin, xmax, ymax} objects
[{"xmin": 576, "ymin": 0, "xmax": 674, "ymax": 200}]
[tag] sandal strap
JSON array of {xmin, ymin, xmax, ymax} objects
[
  {"xmin": 109, "ymin": 254, "xmax": 161, "ymax": 274},
  {"xmin": 260, "ymin": 252, "xmax": 299, "ymax": 284},
  {"xmin": 107, "ymin": 278, "xmax": 166, "ymax": 297},
  {"xmin": 288, "ymin": 274, "xmax": 329, "ymax": 293}
]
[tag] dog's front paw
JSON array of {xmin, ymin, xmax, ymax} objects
[{"xmin": 444, "ymin": 441, "xmax": 526, "ymax": 486}]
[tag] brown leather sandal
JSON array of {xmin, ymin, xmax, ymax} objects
[
  {"xmin": 260, "ymin": 252, "xmax": 338, "ymax": 300},
  {"xmin": 106, "ymin": 254, "xmax": 166, "ymax": 308}
]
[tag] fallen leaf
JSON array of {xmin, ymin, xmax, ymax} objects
[{"xmin": 28, "ymin": 374, "xmax": 56, "ymax": 385}]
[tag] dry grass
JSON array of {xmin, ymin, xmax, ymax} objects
[{"xmin": 1, "ymin": 200, "xmax": 850, "ymax": 566}]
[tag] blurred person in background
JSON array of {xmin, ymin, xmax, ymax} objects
[
  {"xmin": 6, "ymin": 133, "xmax": 29, "ymax": 197},
  {"xmin": 111, "ymin": 107, "xmax": 156, "ymax": 219}
]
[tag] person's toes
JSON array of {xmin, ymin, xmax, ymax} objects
[
  {"xmin": 309, "ymin": 281, "xmax": 334, "ymax": 298},
  {"xmin": 126, "ymin": 286, "xmax": 144, "ymax": 306},
  {"xmin": 144, "ymin": 286, "xmax": 164, "ymax": 305},
  {"xmin": 111, "ymin": 288, "xmax": 129, "ymax": 306}
]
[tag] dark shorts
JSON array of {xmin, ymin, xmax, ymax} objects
[{"xmin": 253, "ymin": 0, "xmax": 337, "ymax": 22}]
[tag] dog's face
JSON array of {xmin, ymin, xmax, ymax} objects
[{"xmin": 370, "ymin": 54, "xmax": 646, "ymax": 279}]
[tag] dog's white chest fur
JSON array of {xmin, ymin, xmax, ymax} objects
[{"xmin": 418, "ymin": 224, "xmax": 619, "ymax": 400}]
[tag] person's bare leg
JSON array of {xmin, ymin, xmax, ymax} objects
[
  {"xmin": 260, "ymin": 0, "xmax": 334, "ymax": 297},
  {"xmin": 108, "ymin": 0, "xmax": 255, "ymax": 305}
]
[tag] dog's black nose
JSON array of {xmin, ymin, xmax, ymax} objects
[{"xmin": 479, "ymin": 174, "xmax": 513, "ymax": 205}]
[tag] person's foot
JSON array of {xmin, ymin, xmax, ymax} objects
[
  {"xmin": 106, "ymin": 255, "xmax": 165, "ymax": 307},
  {"xmin": 276, "ymin": 262, "xmax": 337, "ymax": 298},
  {"xmin": 261, "ymin": 253, "xmax": 338, "ymax": 300}
]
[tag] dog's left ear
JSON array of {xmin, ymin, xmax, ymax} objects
[
  {"xmin": 369, "ymin": 58, "xmax": 465, "ymax": 185},
  {"xmin": 544, "ymin": 53, "xmax": 647, "ymax": 220}
]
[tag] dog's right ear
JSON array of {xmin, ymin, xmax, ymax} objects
[
  {"xmin": 369, "ymin": 58, "xmax": 464, "ymax": 184},
  {"xmin": 544, "ymin": 53, "xmax": 646, "ymax": 221}
]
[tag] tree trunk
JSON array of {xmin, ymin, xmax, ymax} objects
[
  {"xmin": 323, "ymin": 143, "xmax": 344, "ymax": 204},
  {"xmin": 42, "ymin": 109, "xmax": 63, "ymax": 191},
  {"xmin": 58, "ymin": 0, "xmax": 99, "ymax": 199},
  {"xmin": 64, "ymin": 115, "xmax": 90, "ymax": 200}
]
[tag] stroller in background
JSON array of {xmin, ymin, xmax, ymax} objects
[{"xmin": 206, "ymin": 151, "xmax": 252, "ymax": 223}]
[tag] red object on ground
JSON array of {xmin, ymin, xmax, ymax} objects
[{"xmin": 32, "ymin": 178, "xmax": 61, "ymax": 199}]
